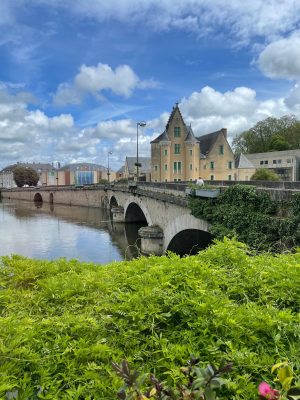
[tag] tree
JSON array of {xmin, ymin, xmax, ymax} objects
[
  {"xmin": 13, "ymin": 166, "xmax": 39, "ymax": 187},
  {"xmin": 251, "ymin": 168, "xmax": 280, "ymax": 181},
  {"xmin": 233, "ymin": 115, "xmax": 300, "ymax": 154}
]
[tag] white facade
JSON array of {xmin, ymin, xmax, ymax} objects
[
  {"xmin": 246, "ymin": 149, "xmax": 300, "ymax": 181},
  {"xmin": 0, "ymin": 171, "xmax": 16, "ymax": 188}
]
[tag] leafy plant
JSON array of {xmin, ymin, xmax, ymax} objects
[{"xmin": 113, "ymin": 358, "xmax": 232, "ymax": 399}]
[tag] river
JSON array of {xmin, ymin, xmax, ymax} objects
[{"xmin": 0, "ymin": 199, "xmax": 146, "ymax": 263}]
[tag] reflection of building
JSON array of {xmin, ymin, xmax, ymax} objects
[
  {"xmin": 246, "ymin": 150, "xmax": 300, "ymax": 181},
  {"xmin": 123, "ymin": 156, "xmax": 151, "ymax": 181},
  {"xmin": 151, "ymin": 103, "xmax": 237, "ymax": 182}
]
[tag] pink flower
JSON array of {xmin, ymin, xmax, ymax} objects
[{"xmin": 258, "ymin": 382, "xmax": 280, "ymax": 399}]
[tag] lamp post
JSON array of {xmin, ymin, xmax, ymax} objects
[
  {"xmin": 135, "ymin": 121, "xmax": 146, "ymax": 181},
  {"xmin": 107, "ymin": 151, "xmax": 112, "ymax": 183}
]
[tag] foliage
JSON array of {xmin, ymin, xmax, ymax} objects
[
  {"xmin": 251, "ymin": 169, "xmax": 280, "ymax": 181},
  {"xmin": 1, "ymin": 238, "xmax": 300, "ymax": 399},
  {"xmin": 259, "ymin": 362, "xmax": 300, "ymax": 400},
  {"xmin": 12, "ymin": 166, "xmax": 39, "ymax": 187},
  {"xmin": 232, "ymin": 115, "xmax": 300, "ymax": 154},
  {"xmin": 113, "ymin": 358, "xmax": 232, "ymax": 399},
  {"xmin": 98, "ymin": 178, "xmax": 109, "ymax": 184},
  {"xmin": 188, "ymin": 184, "xmax": 300, "ymax": 252}
]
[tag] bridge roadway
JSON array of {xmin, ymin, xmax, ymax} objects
[{"xmin": 1, "ymin": 180, "xmax": 298, "ymax": 255}]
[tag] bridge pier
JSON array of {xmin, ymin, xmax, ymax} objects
[
  {"xmin": 111, "ymin": 206, "xmax": 125, "ymax": 223},
  {"xmin": 138, "ymin": 226, "xmax": 164, "ymax": 256}
]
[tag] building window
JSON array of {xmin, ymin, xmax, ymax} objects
[
  {"xmin": 264, "ymin": 160, "xmax": 268, "ymax": 164},
  {"xmin": 189, "ymin": 163, "xmax": 192, "ymax": 171},
  {"xmin": 273, "ymin": 160, "xmax": 277, "ymax": 164},
  {"xmin": 174, "ymin": 144, "xmax": 181, "ymax": 154},
  {"xmin": 164, "ymin": 149, "xmax": 168, "ymax": 156},
  {"xmin": 278, "ymin": 159, "xmax": 282, "ymax": 164},
  {"xmin": 210, "ymin": 175, "xmax": 214, "ymax": 181},
  {"xmin": 174, "ymin": 127, "xmax": 181, "ymax": 137},
  {"xmin": 228, "ymin": 175, "xmax": 232, "ymax": 181},
  {"xmin": 165, "ymin": 179, "xmax": 168, "ymax": 182},
  {"xmin": 189, "ymin": 149, "xmax": 193, "ymax": 156},
  {"xmin": 260, "ymin": 161, "xmax": 264, "ymax": 165},
  {"xmin": 228, "ymin": 161, "xmax": 232, "ymax": 169},
  {"xmin": 287, "ymin": 159, "xmax": 291, "ymax": 163},
  {"xmin": 210, "ymin": 161, "xmax": 214, "ymax": 170},
  {"xmin": 173, "ymin": 161, "xmax": 182, "ymax": 173},
  {"xmin": 164, "ymin": 164, "xmax": 168, "ymax": 171},
  {"xmin": 219, "ymin": 145, "xmax": 224, "ymax": 155},
  {"xmin": 154, "ymin": 165, "xmax": 158, "ymax": 171}
]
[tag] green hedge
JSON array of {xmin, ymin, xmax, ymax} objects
[
  {"xmin": 0, "ymin": 238, "xmax": 300, "ymax": 399},
  {"xmin": 188, "ymin": 185, "xmax": 300, "ymax": 252}
]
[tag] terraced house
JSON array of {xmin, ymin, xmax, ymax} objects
[{"xmin": 151, "ymin": 104, "xmax": 236, "ymax": 182}]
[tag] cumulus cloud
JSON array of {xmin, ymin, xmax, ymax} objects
[
  {"xmin": 176, "ymin": 85, "xmax": 296, "ymax": 139},
  {"xmin": 54, "ymin": 63, "xmax": 157, "ymax": 105},
  {"xmin": 258, "ymin": 35, "xmax": 300, "ymax": 80}
]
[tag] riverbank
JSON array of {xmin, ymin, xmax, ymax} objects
[{"xmin": 1, "ymin": 238, "xmax": 299, "ymax": 399}]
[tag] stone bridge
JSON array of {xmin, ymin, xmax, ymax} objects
[{"xmin": 0, "ymin": 183, "xmax": 211, "ymax": 255}]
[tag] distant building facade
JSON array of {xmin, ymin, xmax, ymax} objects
[
  {"xmin": 123, "ymin": 156, "xmax": 151, "ymax": 181},
  {"xmin": 58, "ymin": 163, "xmax": 115, "ymax": 185},
  {"xmin": 151, "ymin": 104, "xmax": 238, "ymax": 182},
  {"xmin": 246, "ymin": 149, "xmax": 300, "ymax": 181}
]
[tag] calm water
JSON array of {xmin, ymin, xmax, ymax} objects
[{"xmin": 0, "ymin": 199, "xmax": 145, "ymax": 263}]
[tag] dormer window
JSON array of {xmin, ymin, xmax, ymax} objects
[{"xmin": 174, "ymin": 127, "xmax": 181, "ymax": 137}]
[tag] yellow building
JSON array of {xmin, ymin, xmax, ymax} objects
[{"xmin": 151, "ymin": 104, "xmax": 237, "ymax": 182}]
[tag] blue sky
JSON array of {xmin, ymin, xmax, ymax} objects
[{"xmin": 1, "ymin": 0, "xmax": 300, "ymax": 171}]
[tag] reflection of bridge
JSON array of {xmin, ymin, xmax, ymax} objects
[{"xmin": 1, "ymin": 183, "xmax": 211, "ymax": 255}]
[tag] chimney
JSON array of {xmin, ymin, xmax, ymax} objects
[{"xmin": 221, "ymin": 128, "xmax": 227, "ymax": 138}]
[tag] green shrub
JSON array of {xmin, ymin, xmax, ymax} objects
[
  {"xmin": 251, "ymin": 168, "xmax": 280, "ymax": 181},
  {"xmin": 1, "ymin": 239, "xmax": 300, "ymax": 399}
]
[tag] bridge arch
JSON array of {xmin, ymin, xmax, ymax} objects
[
  {"xmin": 164, "ymin": 213, "xmax": 210, "ymax": 254},
  {"xmin": 33, "ymin": 193, "xmax": 43, "ymax": 203},
  {"xmin": 167, "ymin": 228, "xmax": 212, "ymax": 255},
  {"xmin": 124, "ymin": 196, "xmax": 153, "ymax": 226},
  {"xmin": 109, "ymin": 195, "xmax": 118, "ymax": 209}
]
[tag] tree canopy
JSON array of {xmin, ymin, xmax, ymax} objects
[
  {"xmin": 13, "ymin": 166, "xmax": 39, "ymax": 187},
  {"xmin": 233, "ymin": 115, "xmax": 300, "ymax": 154}
]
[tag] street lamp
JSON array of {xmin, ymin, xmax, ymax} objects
[
  {"xmin": 107, "ymin": 151, "xmax": 112, "ymax": 183},
  {"xmin": 135, "ymin": 121, "xmax": 146, "ymax": 181}
]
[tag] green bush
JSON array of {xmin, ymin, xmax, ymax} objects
[
  {"xmin": 1, "ymin": 239, "xmax": 300, "ymax": 399},
  {"xmin": 250, "ymin": 168, "xmax": 280, "ymax": 181},
  {"xmin": 188, "ymin": 185, "xmax": 300, "ymax": 252}
]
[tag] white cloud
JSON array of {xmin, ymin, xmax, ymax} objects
[
  {"xmin": 54, "ymin": 63, "xmax": 158, "ymax": 105},
  {"xmin": 258, "ymin": 35, "xmax": 300, "ymax": 80}
]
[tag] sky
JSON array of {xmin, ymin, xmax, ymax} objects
[{"xmin": 1, "ymin": 0, "xmax": 300, "ymax": 171}]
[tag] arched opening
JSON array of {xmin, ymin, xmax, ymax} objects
[
  {"xmin": 167, "ymin": 229, "xmax": 212, "ymax": 256},
  {"xmin": 33, "ymin": 193, "xmax": 43, "ymax": 203},
  {"xmin": 125, "ymin": 202, "xmax": 148, "ymax": 223},
  {"xmin": 49, "ymin": 193, "xmax": 54, "ymax": 204},
  {"xmin": 124, "ymin": 203, "xmax": 148, "ymax": 255},
  {"xmin": 110, "ymin": 196, "xmax": 118, "ymax": 209}
]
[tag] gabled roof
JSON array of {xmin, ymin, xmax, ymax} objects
[
  {"xmin": 126, "ymin": 157, "xmax": 151, "ymax": 174},
  {"xmin": 196, "ymin": 129, "xmax": 224, "ymax": 155},
  {"xmin": 150, "ymin": 130, "xmax": 170, "ymax": 143},
  {"xmin": 235, "ymin": 154, "xmax": 256, "ymax": 169}
]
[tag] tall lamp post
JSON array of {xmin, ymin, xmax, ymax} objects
[
  {"xmin": 107, "ymin": 151, "xmax": 112, "ymax": 183},
  {"xmin": 135, "ymin": 121, "xmax": 146, "ymax": 181}
]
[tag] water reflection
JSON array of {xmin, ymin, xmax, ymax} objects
[{"xmin": 0, "ymin": 199, "xmax": 145, "ymax": 263}]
